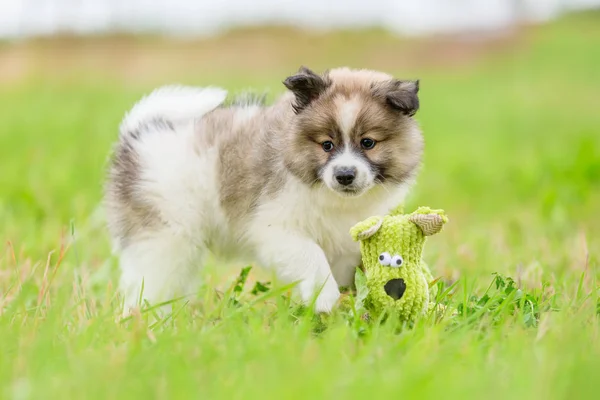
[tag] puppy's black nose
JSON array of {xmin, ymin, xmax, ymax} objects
[
  {"xmin": 335, "ymin": 167, "xmax": 356, "ymax": 186},
  {"xmin": 384, "ymin": 278, "xmax": 406, "ymax": 300}
]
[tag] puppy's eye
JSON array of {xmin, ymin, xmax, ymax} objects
[
  {"xmin": 390, "ymin": 255, "xmax": 404, "ymax": 267},
  {"xmin": 379, "ymin": 252, "xmax": 391, "ymax": 266},
  {"xmin": 322, "ymin": 141, "xmax": 334, "ymax": 152},
  {"xmin": 360, "ymin": 138, "xmax": 376, "ymax": 150}
]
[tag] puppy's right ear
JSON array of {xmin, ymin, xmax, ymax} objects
[{"xmin": 283, "ymin": 66, "xmax": 330, "ymax": 113}]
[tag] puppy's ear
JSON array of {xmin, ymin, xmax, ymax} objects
[
  {"xmin": 283, "ymin": 66, "xmax": 330, "ymax": 113},
  {"xmin": 373, "ymin": 79, "xmax": 420, "ymax": 116}
]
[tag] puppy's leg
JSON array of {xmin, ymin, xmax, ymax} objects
[
  {"xmin": 119, "ymin": 230, "xmax": 203, "ymax": 316},
  {"xmin": 254, "ymin": 229, "xmax": 340, "ymax": 313},
  {"xmin": 329, "ymin": 253, "xmax": 362, "ymax": 289}
]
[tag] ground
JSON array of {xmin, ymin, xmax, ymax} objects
[{"xmin": 1, "ymin": 11, "xmax": 599, "ymax": 400}]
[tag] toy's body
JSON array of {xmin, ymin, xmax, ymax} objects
[{"xmin": 350, "ymin": 207, "xmax": 447, "ymax": 322}]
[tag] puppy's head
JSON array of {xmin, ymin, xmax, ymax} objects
[{"xmin": 282, "ymin": 66, "xmax": 423, "ymax": 197}]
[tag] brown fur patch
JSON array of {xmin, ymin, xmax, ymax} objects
[
  {"xmin": 202, "ymin": 107, "xmax": 289, "ymax": 228},
  {"xmin": 105, "ymin": 133, "xmax": 165, "ymax": 247}
]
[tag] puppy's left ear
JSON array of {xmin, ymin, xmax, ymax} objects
[
  {"xmin": 283, "ymin": 66, "xmax": 330, "ymax": 113},
  {"xmin": 374, "ymin": 79, "xmax": 420, "ymax": 117}
]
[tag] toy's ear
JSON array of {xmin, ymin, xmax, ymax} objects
[
  {"xmin": 408, "ymin": 208, "xmax": 448, "ymax": 236},
  {"xmin": 350, "ymin": 216, "xmax": 383, "ymax": 241}
]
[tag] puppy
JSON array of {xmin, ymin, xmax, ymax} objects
[{"xmin": 105, "ymin": 67, "xmax": 423, "ymax": 313}]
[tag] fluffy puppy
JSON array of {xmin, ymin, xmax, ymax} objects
[{"xmin": 105, "ymin": 66, "xmax": 423, "ymax": 313}]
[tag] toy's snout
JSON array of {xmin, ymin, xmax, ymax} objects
[{"xmin": 384, "ymin": 278, "xmax": 406, "ymax": 300}]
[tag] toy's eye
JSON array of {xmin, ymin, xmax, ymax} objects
[
  {"xmin": 378, "ymin": 252, "xmax": 391, "ymax": 266},
  {"xmin": 390, "ymin": 255, "xmax": 404, "ymax": 268}
]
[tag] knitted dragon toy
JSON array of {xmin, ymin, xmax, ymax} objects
[{"xmin": 350, "ymin": 206, "xmax": 448, "ymax": 322}]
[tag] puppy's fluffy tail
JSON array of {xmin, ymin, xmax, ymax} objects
[{"xmin": 119, "ymin": 85, "xmax": 228, "ymax": 137}]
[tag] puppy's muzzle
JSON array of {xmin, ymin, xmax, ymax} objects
[
  {"xmin": 384, "ymin": 278, "xmax": 406, "ymax": 300},
  {"xmin": 334, "ymin": 166, "xmax": 357, "ymax": 186}
]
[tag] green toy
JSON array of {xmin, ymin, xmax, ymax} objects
[{"xmin": 350, "ymin": 206, "xmax": 448, "ymax": 322}]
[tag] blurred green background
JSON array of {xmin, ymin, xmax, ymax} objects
[{"xmin": 0, "ymin": 10, "xmax": 599, "ymax": 400}]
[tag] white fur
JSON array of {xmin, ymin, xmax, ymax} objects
[
  {"xmin": 322, "ymin": 147, "xmax": 375, "ymax": 195},
  {"xmin": 233, "ymin": 105, "xmax": 261, "ymax": 124},
  {"xmin": 336, "ymin": 96, "xmax": 361, "ymax": 138},
  {"xmin": 120, "ymin": 85, "xmax": 227, "ymax": 134},
  {"xmin": 116, "ymin": 86, "xmax": 409, "ymax": 314}
]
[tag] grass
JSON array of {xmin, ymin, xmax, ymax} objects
[{"xmin": 1, "ymin": 11, "xmax": 600, "ymax": 400}]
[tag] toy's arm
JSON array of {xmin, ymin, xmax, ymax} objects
[{"xmin": 420, "ymin": 260, "xmax": 434, "ymax": 282}]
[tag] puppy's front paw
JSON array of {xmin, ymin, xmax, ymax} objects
[
  {"xmin": 314, "ymin": 279, "xmax": 341, "ymax": 313},
  {"xmin": 298, "ymin": 276, "xmax": 341, "ymax": 313}
]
